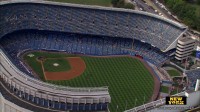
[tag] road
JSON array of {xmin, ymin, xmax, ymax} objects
[
  {"xmin": 151, "ymin": 0, "xmax": 176, "ymax": 20},
  {"xmin": 132, "ymin": 0, "xmax": 157, "ymax": 14},
  {"xmin": 131, "ymin": 0, "xmax": 177, "ymax": 21}
]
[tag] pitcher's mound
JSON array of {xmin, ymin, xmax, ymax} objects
[
  {"xmin": 44, "ymin": 57, "xmax": 86, "ymax": 81},
  {"xmin": 53, "ymin": 63, "xmax": 59, "ymax": 67}
]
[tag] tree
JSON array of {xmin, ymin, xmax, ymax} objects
[
  {"xmin": 111, "ymin": 0, "xmax": 119, "ymax": 6},
  {"xmin": 197, "ymin": 0, "xmax": 200, "ymax": 5},
  {"xmin": 124, "ymin": 3, "xmax": 135, "ymax": 9},
  {"xmin": 111, "ymin": 0, "xmax": 135, "ymax": 9},
  {"xmin": 116, "ymin": 0, "xmax": 125, "ymax": 8},
  {"xmin": 164, "ymin": 0, "xmax": 200, "ymax": 31}
]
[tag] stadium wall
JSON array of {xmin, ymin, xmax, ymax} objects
[{"xmin": 0, "ymin": 93, "xmax": 32, "ymax": 112}]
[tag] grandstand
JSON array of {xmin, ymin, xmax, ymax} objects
[
  {"xmin": 0, "ymin": 0, "xmax": 187, "ymax": 52},
  {"xmin": 0, "ymin": 0, "xmax": 191, "ymax": 112},
  {"xmin": 185, "ymin": 69, "xmax": 200, "ymax": 90},
  {"xmin": 0, "ymin": 30, "xmax": 169, "ymax": 68}
]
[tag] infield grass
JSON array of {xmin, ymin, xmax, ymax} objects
[
  {"xmin": 23, "ymin": 51, "xmax": 154, "ymax": 112},
  {"xmin": 23, "ymin": 51, "xmax": 75, "ymax": 80},
  {"xmin": 43, "ymin": 58, "xmax": 71, "ymax": 72},
  {"xmin": 47, "ymin": 0, "xmax": 112, "ymax": 7}
]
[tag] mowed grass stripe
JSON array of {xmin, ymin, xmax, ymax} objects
[{"xmin": 23, "ymin": 51, "xmax": 154, "ymax": 112}]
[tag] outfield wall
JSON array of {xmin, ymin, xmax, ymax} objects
[{"xmin": 0, "ymin": 93, "xmax": 32, "ymax": 112}]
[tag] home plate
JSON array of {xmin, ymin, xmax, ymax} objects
[{"xmin": 53, "ymin": 63, "xmax": 59, "ymax": 67}]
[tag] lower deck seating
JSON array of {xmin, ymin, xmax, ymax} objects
[
  {"xmin": 186, "ymin": 69, "xmax": 200, "ymax": 89},
  {"xmin": 0, "ymin": 77, "xmax": 108, "ymax": 111},
  {"xmin": 0, "ymin": 30, "xmax": 169, "ymax": 77}
]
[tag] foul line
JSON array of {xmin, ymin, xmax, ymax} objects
[{"xmin": 40, "ymin": 61, "xmax": 47, "ymax": 80}]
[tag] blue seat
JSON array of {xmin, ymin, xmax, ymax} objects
[
  {"xmin": 91, "ymin": 104, "xmax": 96, "ymax": 111},
  {"xmin": 44, "ymin": 99, "xmax": 49, "ymax": 107},
  {"xmin": 54, "ymin": 101, "xmax": 59, "ymax": 109},
  {"xmin": 72, "ymin": 103, "xmax": 78, "ymax": 111},
  {"xmin": 60, "ymin": 102, "xmax": 66, "ymax": 110}
]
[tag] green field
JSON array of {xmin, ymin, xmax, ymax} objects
[
  {"xmin": 170, "ymin": 90, "xmax": 178, "ymax": 95},
  {"xmin": 23, "ymin": 52, "xmax": 75, "ymax": 80},
  {"xmin": 23, "ymin": 51, "xmax": 154, "ymax": 112},
  {"xmin": 160, "ymin": 86, "xmax": 169, "ymax": 93},
  {"xmin": 47, "ymin": 0, "xmax": 112, "ymax": 7},
  {"xmin": 167, "ymin": 69, "xmax": 180, "ymax": 77}
]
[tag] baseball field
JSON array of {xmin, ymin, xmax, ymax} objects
[{"xmin": 23, "ymin": 51, "xmax": 157, "ymax": 112}]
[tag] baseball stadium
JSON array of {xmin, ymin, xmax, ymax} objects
[{"xmin": 0, "ymin": 0, "xmax": 200, "ymax": 112}]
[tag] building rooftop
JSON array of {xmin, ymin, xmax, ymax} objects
[{"xmin": 179, "ymin": 37, "xmax": 195, "ymax": 43}]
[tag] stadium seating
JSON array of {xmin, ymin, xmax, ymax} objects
[
  {"xmin": 0, "ymin": 2, "xmax": 186, "ymax": 51},
  {"xmin": 0, "ymin": 30, "xmax": 169, "ymax": 75},
  {"xmin": 0, "ymin": 77, "xmax": 108, "ymax": 111},
  {"xmin": 185, "ymin": 69, "xmax": 200, "ymax": 89},
  {"xmin": 0, "ymin": 67, "xmax": 110, "ymax": 111},
  {"xmin": 0, "ymin": 1, "xmax": 187, "ymax": 111}
]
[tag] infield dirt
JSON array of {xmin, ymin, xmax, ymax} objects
[{"xmin": 42, "ymin": 57, "xmax": 86, "ymax": 80}]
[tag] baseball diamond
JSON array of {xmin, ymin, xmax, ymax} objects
[
  {"xmin": 43, "ymin": 58, "xmax": 72, "ymax": 72},
  {"xmin": 22, "ymin": 51, "xmax": 157, "ymax": 111},
  {"xmin": 43, "ymin": 57, "xmax": 86, "ymax": 80}
]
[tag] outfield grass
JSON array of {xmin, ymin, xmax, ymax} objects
[
  {"xmin": 23, "ymin": 51, "xmax": 154, "ymax": 112},
  {"xmin": 47, "ymin": 0, "xmax": 112, "ymax": 7},
  {"xmin": 160, "ymin": 86, "xmax": 169, "ymax": 93},
  {"xmin": 167, "ymin": 69, "xmax": 180, "ymax": 77},
  {"xmin": 43, "ymin": 58, "xmax": 71, "ymax": 72}
]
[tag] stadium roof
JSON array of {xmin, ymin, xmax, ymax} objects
[{"xmin": 0, "ymin": 0, "xmax": 186, "ymax": 28}]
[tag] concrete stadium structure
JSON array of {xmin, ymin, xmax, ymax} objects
[
  {"xmin": 175, "ymin": 37, "xmax": 196, "ymax": 61},
  {"xmin": 0, "ymin": 0, "xmax": 195, "ymax": 112},
  {"xmin": 0, "ymin": 93, "xmax": 32, "ymax": 112}
]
